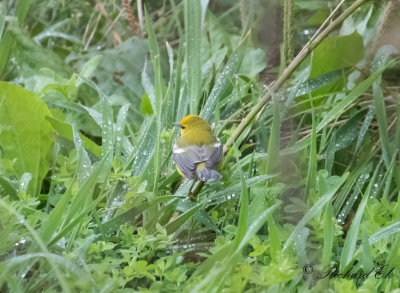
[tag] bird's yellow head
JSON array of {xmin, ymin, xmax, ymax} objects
[{"xmin": 175, "ymin": 115, "xmax": 212, "ymax": 136}]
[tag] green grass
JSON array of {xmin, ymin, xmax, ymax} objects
[{"xmin": 0, "ymin": 0, "xmax": 400, "ymax": 292}]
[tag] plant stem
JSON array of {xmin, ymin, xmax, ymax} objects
[{"xmin": 223, "ymin": 0, "xmax": 368, "ymax": 154}]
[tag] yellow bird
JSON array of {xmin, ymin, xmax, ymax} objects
[{"xmin": 173, "ymin": 115, "xmax": 223, "ymax": 181}]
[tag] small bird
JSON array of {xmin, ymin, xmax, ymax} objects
[{"xmin": 173, "ymin": 115, "xmax": 223, "ymax": 181}]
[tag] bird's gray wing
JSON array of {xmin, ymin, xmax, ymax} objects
[
  {"xmin": 205, "ymin": 139, "xmax": 223, "ymax": 169},
  {"xmin": 173, "ymin": 139, "xmax": 223, "ymax": 179},
  {"xmin": 172, "ymin": 144, "xmax": 202, "ymax": 179}
]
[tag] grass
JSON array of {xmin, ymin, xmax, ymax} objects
[{"xmin": 0, "ymin": 0, "xmax": 400, "ymax": 292}]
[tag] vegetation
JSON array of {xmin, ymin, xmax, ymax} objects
[{"xmin": 1, "ymin": 0, "xmax": 400, "ymax": 292}]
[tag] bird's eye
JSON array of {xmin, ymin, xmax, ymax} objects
[{"xmin": 181, "ymin": 125, "xmax": 186, "ymax": 129}]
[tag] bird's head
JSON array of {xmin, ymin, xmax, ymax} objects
[{"xmin": 173, "ymin": 115, "xmax": 212, "ymax": 136}]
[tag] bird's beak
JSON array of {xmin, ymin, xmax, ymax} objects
[{"xmin": 173, "ymin": 122, "xmax": 182, "ymax": 128}]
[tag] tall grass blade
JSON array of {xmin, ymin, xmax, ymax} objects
[
  {"xmin": 72, "ymin": 126, "xmax": 92, "ymax": 186},
  {"xmin": 322, "ymin": 202, "xmax": 333, "ymax": 266},
  {"xmin": 39, "ymin": 187, "xmax": 72, "ymax": 244},
  {"xmin": 15, "ymin": 0, "xmax": 30, "ymax": 25},
  {"xmin": 340, "ymin": 161, "xmax": 382, "ymax": 271},
  {"xmin": 184, "ymin": 0, "xmax": 202, "ymax": 114},
  {"xmin": 267, "ymin": 212, "xmax": 281, "ymax": 263},
  {"xmin": 232, "ymin": 142, "xmax": 248, "ymax": 249},
  {"xmin": 200, "ymin": 33, "xmax": 249, "ymax": 121},
  {"xmin": 115, "ymin": 104, "xmax": 130, "ymax": 159},
  {"xmin": 306, "ymin": 85, "xmax": 317, "ymax": 192},
  {"xmin": 0, "ymin": 2, "xmax": 5, "ymax": 40},
  {"xmin": 264, "ymin": 87, "xmax": 281, "ymax": 175}
]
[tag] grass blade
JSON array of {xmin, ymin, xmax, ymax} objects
[
  {"xmin": 39, "ymin": 187, "xmax": 72, "ymax": 244},
  {"xmin": 0, "ymin": 2, "xmax": 5, "ymax": 40},
  {"xmin": 46, "ymin": 116, "xmax": 102, "ymax": 157},
  {"xmin": 15, "ymin": 0, "xmax": 30, "ymax": 25},
  {"xmin": 339, "ymin": 161, "xmax": 382, "ymax": 271},
  {"xmin": 263, "ymin": 87, "xmax": 281, "ymax": 175},
  {"xmin": 316, "ymin": 60, "xmax": 394, "ymax": 133},
  {"xmin": 72, "ymin": 126, "xmax": 92, "ymax": 186},
  {"xmin": 200, "ymin": 33, "xmax": 249, "ymax": 121},
  {"xmin": 165, "ymin": 204, "xmax": 201, "ymax": 234},
  {"xmin": 184, "ymin": 0, "xmax": 202, "ymax": 114},
  {"xmin": 322, "ymin": 202, "xmax": 333, "ymax": 266},
  {"xmin": 100, "ymin": 196, "xmax": 175, "ymax": 237},
  {"xmin": 267, "ymin": 212, "xmax": 281, "ymax": 263},
  {"xmin": 361, "ymin": 223, "xmax": 373, "ymax": 272},
  {"xmin": 115, "ymin": 104, "xmax": 130, "ymax": 159},
  {"xmin": 283, "ymin": 172, "xmax": 348, "ymax": 251},
  {"xmin": 232, "ymin": 142, "xmax": 248, "ymax": 250}
]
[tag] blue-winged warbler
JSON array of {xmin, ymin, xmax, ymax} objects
[{"xmin": 173, "ymin": 115, "xmax": 223, "ymax": 181}]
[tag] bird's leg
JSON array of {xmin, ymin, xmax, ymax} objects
[{"xmin": 187, "ymin": 179, "xmax": 197, "ymax": 201}]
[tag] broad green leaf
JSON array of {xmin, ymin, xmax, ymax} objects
[
  {"xmin": 78, "ymin": 55, "xmax": 102, "ymax": 83},
  {"xmin": 239, "ymin": 47, "xmax": 266, "ymax": 77},
  {"xmin": 140, "ymin": 93, "xmax": 154, "ymax": 115},
  {"xmin": 8, "ymin": 24, "xmax": 72, "ymax": 78},
  {"xmin": 310, "ymin": 31, "xmax": 364, "ymax": 79},
  {"xmin": 74, "ymin": 37, "xmax": 147, "ymax": 107},
  {"xmin": 0, "ymin": 82, "xmax": 54, "ymax": 196}
]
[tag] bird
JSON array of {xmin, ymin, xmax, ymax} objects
[{"xmin": 172, "ymin": 115, "xmax": 223, "ymax": 181}]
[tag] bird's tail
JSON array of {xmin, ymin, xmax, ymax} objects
[{"xmin": 196, "ymin": 168, "xmax": 222, "ymax": 181}]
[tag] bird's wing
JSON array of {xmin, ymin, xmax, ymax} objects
[
  {"xmin": 173, "ymin": 139, "xmax": 223, "ymax": 179},
  {"xmin": 172, "ymin": 144, "xmax": 202, "ymax": 179},
  {"xmin": 205, "ymin": 139, "xmax": 223, "ymax": 170}
]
